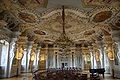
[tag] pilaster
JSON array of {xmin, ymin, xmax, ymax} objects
[
  {"xmin": 45, "ymin": 44, "xmax": 48, "ymax": 69},
  {"xmin": 7, "ymin": 31, "xmax": 21, "ymax": 77},
  {"xmin": 26, "ymin": 41, "xmax": 34, "ymax": 72},
  {"xmin": 34, "ymin": 45, "xmax": 41, "ymax": 70}
]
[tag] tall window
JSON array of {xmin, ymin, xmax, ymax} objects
[
  {"xmin": 21, "ymin": 49, "xmax": 27, "ymax": 66},
  {"xmin": 0, "ymin": 40, "xmax": 9, "ymax": 66}
]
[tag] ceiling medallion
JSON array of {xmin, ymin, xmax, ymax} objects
[
  {"xmin": 18, "ymin": 12, "xmax": 37, "ymax": 23},
  {"xmin": 54, "ymin": 6, "xmax": 74, "ymax": 50},
  {"xmin": 92, "ymin": 11, "xmax": 112, "ymax": 22}
]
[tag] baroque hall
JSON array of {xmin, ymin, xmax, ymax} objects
[{"xmin": 0, "ymin": 0, "xmax": 120, "ymax": 80}]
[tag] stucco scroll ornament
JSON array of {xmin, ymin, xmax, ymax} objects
[
  {"xmin": 106, "ymin": 45, "xmax": 115, "ymax": 60},
  {"xmin": 0, "ymin": 20, "xmax": 8, "ymax": 26}
]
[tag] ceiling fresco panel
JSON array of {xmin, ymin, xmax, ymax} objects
[
  {"xmin": 18, "ymin": 0, "xmax": 48, "ymax": 8},
  {"xmin": 81, "ymin": 0, "xmax": 113, "ymax": 8},
  {"xmin": 92, "ymin": 11, "xmax": 112, "ymax": 22}
]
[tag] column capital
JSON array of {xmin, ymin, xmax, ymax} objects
[
  {"xmin": 112, "ymin": 30, "xmax": 120, "ymax": 43},
  {"xmin": 17, "ymin": 36, "xmax": 28, "ymax": 45},
  {"xmin": 111, "ymin": 30, "xmax": 120, "ymax": 36},
  {"xmin": 96, "ymin": 40, "xmax": 104, "ymax": 45},
  {"xmin": 96, "ymin": 41, "xmax": 105, "ymax": 49},
  {"xmin": 10, "ymin": 38, "xmax": 18, "ymax": 43},
  {"xmin": 27, "ymin": 41, "xmax": 34, "ymax": 48},
  {"xmin": 27, "ymin": 35, "xmax": 36, "ymax": 42},
  {"xmin": 12, "ymin": 31, "xmax": 21, "ymax": 38},
  {"xmin": 88, "ymin": 46, "xmax": 93, "ymax": 52},
  {"xmin": 37, "ymin": 45, "xmax": 41, "ymax": 49},
  {"xmin": 112, "ymin": 36, "xmax": 120, "ymax": 43},
  {"xmin": 32, "ymin": 43, "xmax": 38, "ymax": 50}
]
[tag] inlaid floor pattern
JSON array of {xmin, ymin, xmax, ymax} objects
[{"xmin": 0, "ymin": 73, "xmax": 120, "ymax": 80}]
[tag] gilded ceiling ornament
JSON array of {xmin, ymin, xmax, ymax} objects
[
  {"xmin": 93, "ymin": 11, "xmax": 112, "ymax": 22},
  {"xmin": 43, "ymin": 40, "xmax": 53, "ymax": 43},
  {"xmin": 18, "ymin": 12, "xmax": 37, "ymax": 23},
  {"xmin": 0, "ymin": 20, "xmax": 7, "ymax": 26},
  {"xmin": 34, "ymin": 30, "xmax": 46, "ymax": 35},
  {"xmin": 0, "ymin": 33, "xmax": 10, "ymax": 42},
  {"xmin": 19, "ymin": 23, "xmax": 35, "ymax": 33},
  {"xmin": 81, "ymin": 0, "xmax": 113, "ymax": 8},
  {"xmin": 82, "ymin": 47, "xmax": 89, "ymax": 54},
  {"xmin": 34, "ymin": 39, "xmax": 41, "ymax": 44},
  {"xmin": 27, "ymin": 35, "xmax": 36, "ymax": 41},
  {"xmin": 0, "ymin": 27, "xmax": 12, "ymax": 42},
  {"xmin": 103, "ymin": 35, "xmax": 113, "ymax": 43},
  {"xmin": 41, "ymin": 7, "xmax": 87, "ymax": 20},
  {"xmin": 109, "ymin": 12, "xmax": 120, "ymax": 29},
  {"xmin": 32, "ymin": 43, "xmax": 38, "ymax": 49},
  {"xmin": 84, "ymin": 30, "xmax": 95, "ymax": 35},
  {"xmin": 89, "ymin": 6, "xmax": 118, "ymax": 24},
  {"xmin": 17, "ymin": 36, "xmax": 28, "ymax": 44},
  {"xmin": 115, "ymin": 19, "xmax": 120, "ymax": 28},
  {"xmin": 39, "ymin": 11, "xmax": 89, "ymax": 41},
  {"xmin": 17, "ymin": 0, "xmax": 48, "ymax": 8},
  {"xmin": 0, "ymin": 2, "xmax": 118, "ymax": 46}
]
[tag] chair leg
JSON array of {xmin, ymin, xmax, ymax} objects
[{"xmin": 102, "ymin": 73, "xmax": 104, "ymax": 78}]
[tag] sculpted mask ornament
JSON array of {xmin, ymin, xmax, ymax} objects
[
  {"xmin": 86, "ymin": 54, "xmax": 91, "ymax": 62},
  {"xmin": 15, "ymin": 45, "xmax": 23, "ymax": 60},
  {"xmin": 95, "ymin": 51, "xmax": 100, "ymax": 61},
  {"xmin": 31, "ymin": 51, "xmax": 36, "ymax": 61}
]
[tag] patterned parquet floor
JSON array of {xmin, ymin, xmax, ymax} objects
[{"xmin": 0, "ymin": 73, "xmax": 120, "ymax": 80}]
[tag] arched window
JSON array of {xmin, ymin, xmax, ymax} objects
[{"xmin": 0, "ymin": 40, "xmax": 9, "ymax": 66}]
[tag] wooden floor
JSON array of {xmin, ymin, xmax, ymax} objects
[{"xmin": 0, "ymin": 73, "xmax": 120, "ymax": 80}]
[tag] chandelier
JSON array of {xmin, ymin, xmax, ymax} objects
[{"xmin": 54, "ymin": 6, "xmax": 74, "ymax": 49}]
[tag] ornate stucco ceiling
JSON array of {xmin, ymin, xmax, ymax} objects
[{"xmin": 0, "ymin": 0, "xmax": 120, "ymax": 45}]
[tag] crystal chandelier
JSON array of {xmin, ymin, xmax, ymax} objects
[{"xmin": 54, "ymin": 6, "xmax": 74, "ymax": 49}]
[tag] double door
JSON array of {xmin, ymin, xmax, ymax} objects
[{"xmin": 61, "ymin": 63, "xmax": 68, "ymax": 68}]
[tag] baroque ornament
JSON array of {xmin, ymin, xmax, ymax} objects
[{"xmin": 92, "ymin": 11, "xmax": 112, "ymax": 22}]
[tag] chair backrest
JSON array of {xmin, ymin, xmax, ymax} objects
[
  {"xmin": 96, "ymin": 68, "xmax": 105, "ymax": 74},
  {"xmin": 89, "ymin": 69, "xmax": 97, "ymax": 73}
]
